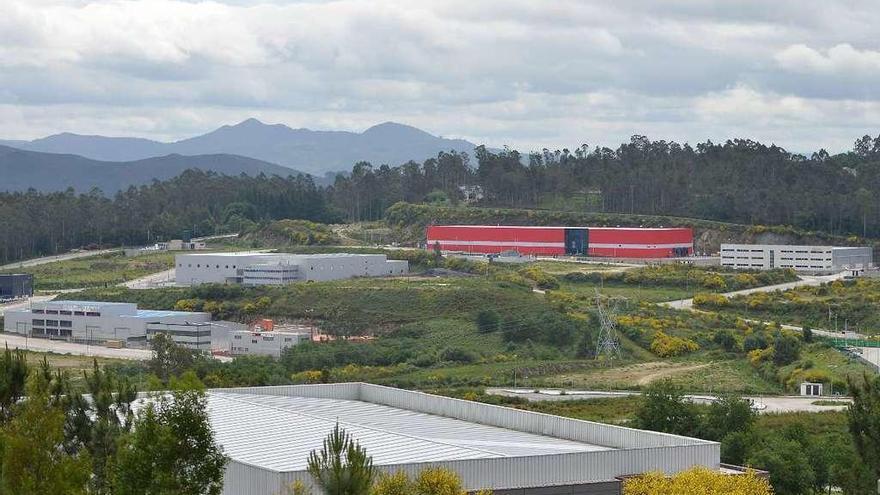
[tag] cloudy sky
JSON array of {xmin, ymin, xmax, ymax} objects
[{"xmin": 2, "ymin": 0, "xmax": 879, "ymax": 153}]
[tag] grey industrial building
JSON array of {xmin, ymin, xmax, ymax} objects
[
  {"xmin": 230, "ymin": 328, "xmax": 312, "ymax": 358},
  {"xmin": 180, "ymin": 383, "xmax": 720, "ymax": 495},
  {"xmin": 0, "ymin": 273, "xmax": 33, "ymax": 300},
  {"xmin": 175, "ymin": 252, "xmax": 408, "ymax": 287},
  {"xmin": 3, "ymin": 300, "xmax": 212, "ymax": 350},
  {"xmin": 721, "ymin": 243, "xmax": 873, "ymax": 274}
]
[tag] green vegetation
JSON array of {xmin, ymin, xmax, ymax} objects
[
  {"xmin": 1, "ymin": 251, "xmax": 173, "ymax": 291},
  {"xmin": 563, "ymin": 264, "xmax": 798, "ymax": 292},
  {"xmin": 0, "ymin": 170, "xmax": 337, "ymax": 265},
  {"xmin": 452, "ymin": 381, "xmax": 872, "ymax": 494},
  {"xmin": 243, "ymin": 219, "xmax": 342, "ymax": 247},
  {"xmin": 0, "ymin": 349, "xmax": 226, "ymax": 495},
  {"xmin": 307, "ymin": 424, "xmax": 374, "ymax": 495},
  {"xmin": 695, "ymin": 278, "xmax": 880, "ymax": 335}
]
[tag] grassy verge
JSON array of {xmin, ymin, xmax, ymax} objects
[{"xmin": 1, "ymin": 251, "xmax": 173, "ymax": 290}]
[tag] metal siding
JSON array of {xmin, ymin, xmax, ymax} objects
[
  {"xmin": 359, "ymin": 384, "xmax": 708, "ymax": 449},
  {"xmin": 371, "ymin": 444, "xmax": 718, "ymax": 491},
  {"xmin": 211, "ymin": 384, "xmax": 720, "ymax": 493},
  {"xmin": 222, "ymin": 461, "xmax": 283, "ymax": 495},
  {"xmin": 426, "ymin": 226, "xmax": 693, "ymax": 258},
  {"xmin": 426, "ymin": 226, "xmax": 565, "ymax": 255}
]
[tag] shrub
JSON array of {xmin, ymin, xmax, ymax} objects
[
  {"xmin": 743, "ymin": 333, "xmax": 769, "ymax": 352},
  {"xmin": 772, "ymin": 333, "xmax": 802, "ymax": 366},
  {"xmin": 624, "ymin": 466, "xmax": 771, "ymax": 495},
  {"xmin": 713, "ymin": 330, "xmax": 738, "ymax": 352},
  {"xmin": 517, "ymin": 266, "xmax": 560, "ymax": 290},
  {"xmin": 439, "ymin": 347, "xmax": 477, "ymax": 364},
  {"xmin": 650, "ymin": 331, "xmax": 699, "ymax": 357},
  {"xmin": 475, "ymin": 309, "xmax": 501, "ymax": 334},
  {"xmin": 693, "ymin": 293, "xmax": 728, "ymax": 307}
]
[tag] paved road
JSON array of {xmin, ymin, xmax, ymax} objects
[
  {"xmin": 0, "ymin": 249, "xmax": 120, "ymax": 271},
  {"xmin": 486, "ymin": 388, "xmax": 851, "ymax": 414},
  {"xmin": 0, "ymin": 333, "xmax": 152, "ymax": 360},
  {"xmin": 660, "ymin": 273, "xmax": 846, "ymax": 310}
]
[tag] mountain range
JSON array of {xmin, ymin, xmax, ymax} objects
[
  {"xmin": 0, "ymin": 145, "xmax": 301, "ymax": 193},
  {"xmin": 0, "ymin": 119, "xmax": 478, "ymax": 176}
]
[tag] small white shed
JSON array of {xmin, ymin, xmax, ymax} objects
[{"xmin": 800, "ymin": 382, "xmax": 823, "ymax": 396}]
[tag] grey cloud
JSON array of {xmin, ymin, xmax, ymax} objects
[{"xmin": 1, "ymin": 0, "xmax": 879, "ymax": 154}]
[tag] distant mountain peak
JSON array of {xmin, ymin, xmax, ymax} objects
[
  {"xmin": 234, "ymin": 117, "xmax": 266, "ymax": 127},
  {"xmin": 1, "ymin": 119, "xmax": 481, "ymax": 175},
  {"xmin": 362, "ymin": 121, "xmax": 434, "ymax": 139}
]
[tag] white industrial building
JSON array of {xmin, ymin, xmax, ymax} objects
[
  {"xmin": 172, "ymin": 383, "xmax": 721, "ymax": 495},
  {"xmin": 3, "ymin": 300, "xmax": 212, "ymax": 350},
  {"xmin": 175, "ymin": 252, "xmax": 408, "ymax": 286},
  {"xmin": 720, "ymin": 244, "xmax": 873, "ymax": 274},
  {"xmin": 230, "ymin": 326, "xmax": 312, "ymax": 358}
]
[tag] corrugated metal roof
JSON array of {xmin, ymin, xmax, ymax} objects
[{"xmin": 206, "ymin": 392, "xmax": 610, "ymax": 472}]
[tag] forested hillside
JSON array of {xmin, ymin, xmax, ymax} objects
[
  {"xmin": 5, "ymin": 133, "xmax": 880, "ymax": 264},
  {"xmin": 330, "ymin": 135, "xmax": 880, "ymax": 238},
  {"xmin": 0, "ymin": 170, "xmax": 337, "ymax": 264}
]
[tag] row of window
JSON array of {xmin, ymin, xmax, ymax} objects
[
  {"xmin": 32, "ymin": 309, "xmax": 100, "ymax": 317},
  {"xmin": 233, "ymin": 335, "xmax": 297, "ymax": 342},
  {"xmin": 32, "ymin": 319, "xmax": 73, "ymax": 328},
  {"xmin": 179, "ymin": 263, "xmax": 238, "ymax": 269}
]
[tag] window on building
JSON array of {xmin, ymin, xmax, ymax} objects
[
  {"xmin": 32, "ymin": 309, "xmax": 44, "ymax": 314},
  {"xmin": 251, "ymin": 339, "xmax": 258, "ymax": 344},
  {"xmin": 74, "ymin": 311, "xmax": 85, "ymax": 316},
  {"xmin": 59, "ymin": 320, "xmax": 72, "ymax": 328},
  {"xmin": 32, "ymin": 319, "xmax": 45, "ymax": 326},
  {"xmin": 234, "ymin": 335, "xmax": 241, "ymax": 340},
  {"xmin": 46, "ymin": 310, "xmax": 58, "ymax": 315},
  {"xmin": 60, "ymin": 310, "xmax": 72, "ymax": 315},
  {"xmin": 85, "ymin": 312, "xmax": 100, "ymax": 317}
]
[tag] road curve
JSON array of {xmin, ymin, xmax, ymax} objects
[{"xmin": 659, "ymin": 272, "xmax": 847, "ymax": 310}]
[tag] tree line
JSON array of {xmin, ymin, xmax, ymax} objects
[
  {"xmin": 6, "ymin": 132, "xmax": 880, "ymax": 264},
  {"xmin": 0, "ymin": 170, "xmax": 337, "ymax": 264},
  {"xmin": 329, "ymin": 134, "xmax": 880, "ymax": 239}
]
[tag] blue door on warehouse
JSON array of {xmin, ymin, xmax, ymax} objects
[{"xmin": 565, "ymin": 229, "xmax": 588, "ymax": 255}]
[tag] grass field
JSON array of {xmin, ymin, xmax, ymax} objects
[
  {"xmin": 20, "ymin": 351, "xmax": 135, "ymax": 391},
  {"xmin": 559, "ymin": 279, "xmax": 693, "ymax": 303},
  {"xmin": 1, "ymin": 251, "xmax": 174, "ymax": 291}
]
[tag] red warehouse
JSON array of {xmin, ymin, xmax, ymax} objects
[{"xmin": 425, "ymin": 225, "xmax": 693, "ymax": 258}]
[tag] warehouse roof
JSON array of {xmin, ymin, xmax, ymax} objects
[{"xmin": 207, "ymin": 391, "xmax": 610, "ymax": 471}]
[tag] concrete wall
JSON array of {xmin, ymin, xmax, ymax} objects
[
  {"xmin": 179, "ymin": 253, "xmax": 408, "ymax": 286},
  {"xmin": 721, "ymin": 244, "xmax": 843, "ymax": 273},
  {"xmin": 230, "ymin": 330, "xmax": 310, "ymax": 358},
  {"xmin": 3, "ymin": 301, "xmax": 210, "ymax": 346},
  {"xmin": 176, "ymin": 253, "xmax": 279, "ymax": 285},
  {"xmin": 832, "ymin": 247, "xmax": 873, "ymax": 271}
]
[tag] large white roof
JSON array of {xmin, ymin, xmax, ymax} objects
[{"xmin": 207, "ymin": 391, "xmax": 610, "ymax": 472}]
